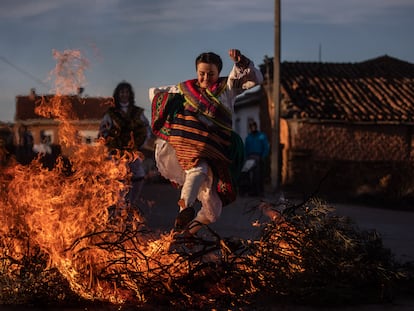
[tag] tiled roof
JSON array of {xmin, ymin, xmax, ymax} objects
[
  {"xmin": 277, "ymin": 55, "xmax": 414, "ymax": 123},
  {"xmin": 15, "ymin": 95, "xmax": 113, "ymax": 121}
]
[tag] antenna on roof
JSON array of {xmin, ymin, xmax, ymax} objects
[{"xmin": 78, "ymin": 87, "xmax": 84, "ymax": 96}]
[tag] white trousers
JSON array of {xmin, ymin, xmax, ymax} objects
[{"xmin": 154, "ymin": 139, "xmax": 222, "ymax": 225}]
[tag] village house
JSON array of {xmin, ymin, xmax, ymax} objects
[
  {"xmin": 234, "ymin": 55, "xmax": 414, "ymax": 201},
  {"xmin": 13, "ymin": 89, "xmax": 159, "ymax": 176},
  {"xmin": 13, "ymin": 88, "xmax": 112, "ymax": 158}
]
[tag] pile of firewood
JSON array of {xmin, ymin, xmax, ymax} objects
[{"xmin": 0, "ymin": 197, "xmax": 410, "ymax": 310}]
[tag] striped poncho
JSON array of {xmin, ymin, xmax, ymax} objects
[{"xmin": 151, "ymin": 78, "xmax": 244, "ymax": 205}]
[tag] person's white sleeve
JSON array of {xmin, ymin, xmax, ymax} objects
[
  {"xmin": 227, "ymin": 59, "xmax": 264, "ymax": 94},
  {"xmin": 149, "ymin": 85, "xmax": 180, "ymax": 102}
]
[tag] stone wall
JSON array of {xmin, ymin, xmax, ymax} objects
[{"xmin": 283, "ymin": 120, "xmax": 414, "ymax": 200}]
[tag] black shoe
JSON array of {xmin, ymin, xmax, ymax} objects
[{"xmin": 174, "ymin": 206, "xmax": 195, "ymax": 231}]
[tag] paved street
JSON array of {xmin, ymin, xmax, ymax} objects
[
  {"xmin": 332, "ymin": 202, "xmax": 414, "ymax": 263},
  {"xmin": 141, "ymin": 181, "xmax": 414, "ymax": 264}
]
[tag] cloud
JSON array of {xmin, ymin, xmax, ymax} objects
[
  {"xmin": 0, "ymin": 0, "xmax": 67, "ymax": 19},
  {"xmin": 283, "ymin": 0, "xmax": 414, "ymax": 24},
  {"xmin": 112, "ymin": 0, "xmax": 273, "ymax": 32},
  {"xmin": 2, "ymin": 0, "xmax": 412, "ymax": 35},
  {"xmin": 0, "ymin": 0, "xmax": 274, "ymax": 38}
]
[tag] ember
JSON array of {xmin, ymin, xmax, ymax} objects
[{"xmin": 0, "ymin": 50, "xmax": 409, "ymax": 309}]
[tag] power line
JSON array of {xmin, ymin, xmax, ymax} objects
[{"xmin": 0, "ymin": 55, "xmax": 49, "ymax": 89}]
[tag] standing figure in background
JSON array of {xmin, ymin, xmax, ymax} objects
[
  {"xmin": 99, "ymin": 81, "xmax": 151, "ymax": 210},
  {"xmin": 150, "ymin": 49, "xmax": 263, "ymax": 237},
  {"xmin": 16, "ymin": 124, "xmax": 35, "ymax": 165},
  {"xmin": 244, "ymin": 120, "xmax": 270, "ymax": 196},
  {"xmin": 0, "ymin": 124, "xmax": 15, "ymax": 166}
]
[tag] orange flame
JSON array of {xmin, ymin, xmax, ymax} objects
[
  {"xmin": 0, "ymin": 49, "xmax": 310, "ymax": 308},
  {"xmin": 0, "ymin": 49, "xmax": 187, "ymax": 303}
]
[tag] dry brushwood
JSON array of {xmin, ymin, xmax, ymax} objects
[{"xmin": 0, "ymin": 197, "xmax": 410, "ymax": 309}]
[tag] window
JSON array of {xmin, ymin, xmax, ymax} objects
[
  {"xmin": 41, "ymin": 130, "xmax": 54, "ymax": 144},
  {"xmin": 78, "ymin": 130, "xmax": 99, "ymax": 145}
]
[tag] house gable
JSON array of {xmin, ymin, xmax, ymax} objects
[{"xmin": 14, "ymin": 93, "xmax": 113, "ymax": 153}]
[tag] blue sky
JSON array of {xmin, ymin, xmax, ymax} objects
[{"xmin": 1, "ymin": 0, "xmax": 413, "ymax": 122}]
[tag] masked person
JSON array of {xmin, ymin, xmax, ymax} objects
[{"xmin": 99, "ymin": 81, "xmax": 151, "ymax": 210}]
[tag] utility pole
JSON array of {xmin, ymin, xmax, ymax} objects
[{"xmin": 271, "ymin": 0, "xmax": 281, "ymax": 191}]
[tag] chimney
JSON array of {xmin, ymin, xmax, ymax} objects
[{"xmin": 29, "ymin": 88, "xmax": 36, "ymax": 100}]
